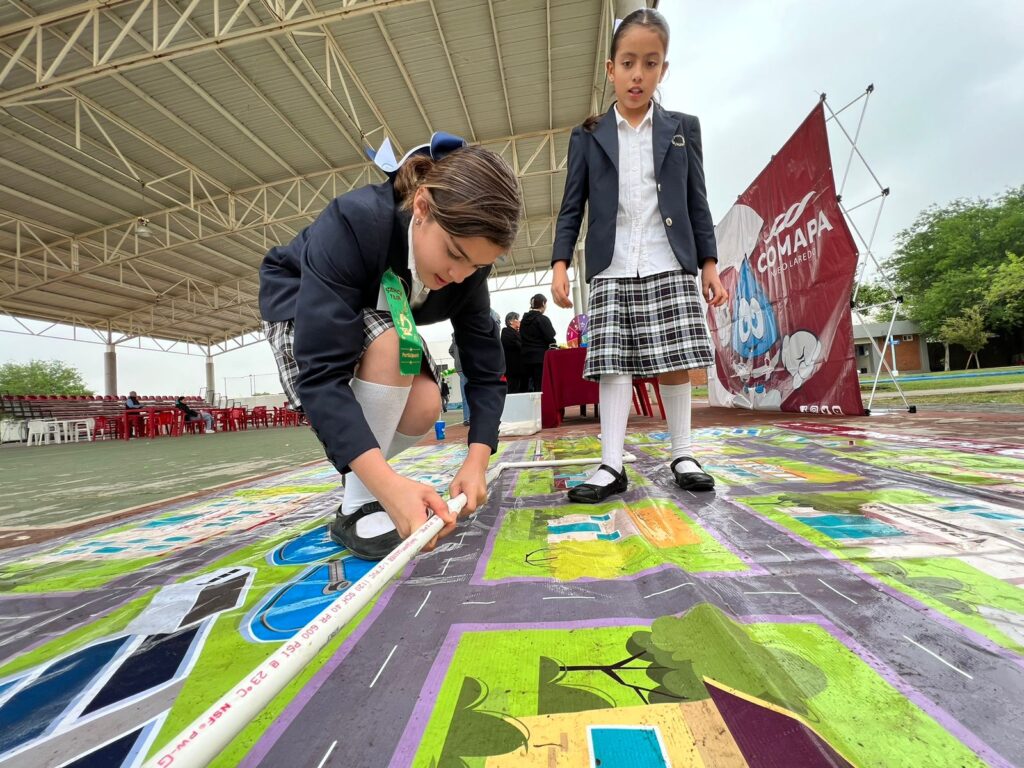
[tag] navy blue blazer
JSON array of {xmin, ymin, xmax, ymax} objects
[
  {"xmin": 259, "ymin": 182, "xmax": 506, "ymax": 474},
  {"xmin": 551, "ymin": 102, "xmax": 718, "ymax": 281}
]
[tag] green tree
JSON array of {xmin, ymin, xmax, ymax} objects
[
  {"xmin": 852, "ymin": 281, "xmax": 903, "ymax": 322},
  {"xmin": 939, "ymin": 306, "xmax": 994, "ymax": 369},
  {"xmin": 984, "ymin": 251, "xmax": 1024, "ymax": 331},
  {"xmin": 0, "ymin": 360, "xmax": 92, "ymax": 395},
  {"xmin": 889, "ymin": 187, "xmax": 1024, "ymax": 338}
]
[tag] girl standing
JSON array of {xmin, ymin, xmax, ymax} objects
[
  {"xmin": 260, "ymin": 135, "xmax": 521, "ymax": 558},
  {"xmin": 550, "ymin": 9, "xmax": 728, "ymax": 503}
]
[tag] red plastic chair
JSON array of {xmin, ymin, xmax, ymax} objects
[
  {"xmin": 248, "ymin": 406, "xmax": 269, "ymax": 428},
  {"xmin": 229, "ymin": 407, "xmax": 248, "ymax": 431},
  {"xmin": 632, "ymin": 377, "xmax": 666, "ymax": 419},
  {"xmin": 181, "ymin": 411, "xmax": 205, "ymax": 435}
]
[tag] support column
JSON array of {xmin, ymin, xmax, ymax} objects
[
  {"xmin": 575, "ymin": 246, "xmax": 590, "ymax": 315},
  {"xmin": 571, "ymin": 269, "xmax": 583, "ymax": 315},
  {"xmin": 206, "ymin": 354, "xmax": 215, "ymax": 403},
  {"xmin": 104, "ymin": 344, "xmax": 117, "ymax": 396},
  {"xmin": 614, "ymin": 0, "xmax": 645, "ymax": 18}
]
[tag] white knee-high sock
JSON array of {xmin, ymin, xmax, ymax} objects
[
  {"xmin": 353, "ymin": 429, "xmax": 433, "ymax": 538},
  {"xmin": 341, "ymin": 379, "xmax": 410, "ymax": 519},
  {"xmin": 662, "ymin": 382, "xmax": 700, "ymax": 472},
  {"xmin": 587, "ymin": 374, "xmax": 632, "ymax": 487}
]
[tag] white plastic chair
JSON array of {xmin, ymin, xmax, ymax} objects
[
  {"xmin": 26, "ymin": 420, "xmax": 52, "ymax": 446},
  {"xmin": 69, "ymin": 418, "xmax": 93, "ymax": 442}
]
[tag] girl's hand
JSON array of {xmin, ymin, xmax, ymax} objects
[
  {"xmin": 378, "ymin": 475, "xmax": 456, "ymax": 551},
  {"xmin": 450, "ymin": 443, "xmax": 491, "ymax": 516},
  {"xmin": 551, "ymin": 262, "xmax": 573, "ymax": 309},
  {"xmin": 701, "ymin": 264, "xmax": 730, "ymax": 308}
]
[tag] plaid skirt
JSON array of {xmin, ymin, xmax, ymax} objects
[
  {"xmin": 263, "ymin": 310, "xmax": 443, "ymax": 409},
  {"xmin": 583, "ymin": 270, "xmax": 714, "ymax": 381}
]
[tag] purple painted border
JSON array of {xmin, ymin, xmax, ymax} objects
[{"xmin": 388, "ymin": 614, "xmax": 1011, "ymax": 768}]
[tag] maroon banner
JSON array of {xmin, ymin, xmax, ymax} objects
[{"xmin": 707, "ymin": 102, "xmax": 865, "ymax": 415}]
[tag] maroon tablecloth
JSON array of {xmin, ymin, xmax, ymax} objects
[{"xmin": 540, "ymin": 347, "xmax": 600, "ymax": 428}]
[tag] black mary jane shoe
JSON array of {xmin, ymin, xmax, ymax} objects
[
  {"xmin": 329, "ymin": 501, "xmax": 402, "ymax": 561},
  {"xmin": 567, "ymin": 464, "xmax": 628, "ymax": 504},
  {"xmin": 671, "ymin": 456, "xmax": 715, "ymax": 492}
]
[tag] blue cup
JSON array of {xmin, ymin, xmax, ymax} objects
[{"xmin": 434, "ymin": 420, "xmax": 446, "ymax": 440}]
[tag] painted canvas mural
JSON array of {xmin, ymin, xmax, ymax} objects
[{"xmin": 1, "ymin": 428, "xmax": 1022, "ymax": 767}]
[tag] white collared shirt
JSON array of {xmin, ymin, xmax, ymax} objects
[
  {"xmin": 596, "ymin": 103, "xmax": 679, "ymax": 279},
  {"xmin": 375, "ymin": 219, "xmax": 429, "ymax": 312},
  {"xmin": 407, "ymin": 219, "xmax": 430, "ymax": 309}
]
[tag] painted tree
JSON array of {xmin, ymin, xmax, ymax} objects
[
  {"xmin": 433, "ymin": 677, "xmax": 528, "ymax": 768},
  {"xmin": 542, "ymin": 604, "xmax": 827, "ymax": 716},
  {"xmin": 939, "ymin": 306, "xmax": 995, "ymax": 369},
  {"xmin": 0, "ymin": 360, "xmax": 92, "ymax": 395}
]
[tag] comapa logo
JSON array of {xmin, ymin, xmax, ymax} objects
[{"xmin": 755, "ymin": 190, "xmax": 834, "ymax": 273}]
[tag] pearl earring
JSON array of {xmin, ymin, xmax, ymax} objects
[{"xmin": 414, "ymin": 218, "xmax": 421, "ymax": 225}]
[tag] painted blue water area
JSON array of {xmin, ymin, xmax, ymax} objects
[
  {"xmin": 942, "ymin": 504, "xmax": 993, "ymax": 514},
  {"xmin": 94, "ymin": 546, "xmax": 126, "ymax": 554},
  {"xmin": 795, "ymin": 514, "xmax": 904, "ymax": 540},
  {"xmin": 589, "ymin": 726, "xmax": 668, "ymax": 767},
  {"xmin": 549, "ymin": 522, "xmax": 603, "ymax": 535},
  {"xmin": 597, "ymin": 532, "xmax": 621, "ymax": 541},
  {"xmin": 139, "ymin": 515, "xmax": 202, "ymax": 528},
  {"xmin": 272, "ymin": 526, "xmax": 342, "ymax": 566},
  {"xmin": 82, "ymin": 626, "xmax": 199, "ymax": 715},
  {"xmin": 719, "ymin": 465, "xmax": 758, "ymax": 478},
  {"xmin": 249, "ymin": 558, "xmax": 375, "ymax": 642},
  {"xmin": 972, "ymin": 511, "xmax": 1022, "ymax": 521},
  {"xmin": 0, "ymin": 637, "xmax": 128, "ymax": 754},
  {"xmin": 0, "ymin": 677, "xmax": 22, "ymax": 701}
]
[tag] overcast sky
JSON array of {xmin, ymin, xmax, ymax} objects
[{"xmin": 3, "ymin": 0, "xmax": 1022, "ymax": 397}]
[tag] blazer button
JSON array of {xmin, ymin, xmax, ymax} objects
[
  {"xmin": 657, "ymin": 183, "xmax": 662, "ymax": 192},
  {"xmin": 665, "ymin": 217, "xmax": 673, "ymax": 227}
]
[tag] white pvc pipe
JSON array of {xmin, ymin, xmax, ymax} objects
[{"xmin": 144, "ymin": 454, "xmax": 633, "ymax": 768}]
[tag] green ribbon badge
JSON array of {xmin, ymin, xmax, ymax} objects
[{"xmin": 380, "ymin": 268, "xmax": 422, "ymax": 375}]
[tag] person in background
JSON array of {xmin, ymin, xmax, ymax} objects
[
  {"xmin": 174, "ymin": 396, "xmax": 215, "ymax": 433},
  {"xmin": 500, "ymin": 312, "xmax": 524, "ymax": 393},
  {"xmin": 449, "ymin": 333, "xmax": 471, "ymax": 426},
  {"xmin": 519, "ymin": 294, "xmax": 557, "ymax": 392},
  {"xmin": 124, "ymin": 391, "xmax": 143, "ymax": 409}
]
